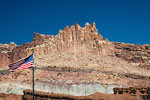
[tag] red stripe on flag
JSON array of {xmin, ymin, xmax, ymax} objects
[
  {"xmin": 16, "ymin": 61, "xmax": 33, "ymax": 70},
  {"xmin": 9, "ymin": 61, "xmax": 33, "ymax": 72}
]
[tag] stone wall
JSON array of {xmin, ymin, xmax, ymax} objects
[
  {"xmin": 22, "ymin": 87, "xmax": 150, "ymax": 100},
  {"xmin": 23, "ymin": 89, "xmax": 93, "ymax": 100},
  {"xmin": 114, "ymin": 87, "xmax": 150, "ymax": 100}
]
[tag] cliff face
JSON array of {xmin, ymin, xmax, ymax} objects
[
  {"xmin": 0, "ymin": 22, "xmax": 150, "ymax": 68},
  {"xmin": 0, "ymin": 22, "xmax": 114, "ymax": 68},
  {"xmin": 114, "ymin": 42, "xmax": 150, "ymax": 68},
  {"xmin": 32, "ymin": 22, "xmax": 114, "ymax": 56},
  {"xmin": 0, "ymin": 43, "xmax": 16, "ymax": 67},
  {"xmin": 1, "ymin": 23, "xmax": 150, "ymax": 94}
]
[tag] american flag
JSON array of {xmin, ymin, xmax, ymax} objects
[{"xmin": 9, "ymin": 54, "xmax": 34, "ymax": 72}]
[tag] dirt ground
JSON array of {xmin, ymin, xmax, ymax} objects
[{"xmin": 0, "ymin": 93, "xmax": 22, "ymax": 100}]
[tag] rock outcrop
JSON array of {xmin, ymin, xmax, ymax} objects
[
  {"xmin": 0, "ymin": 22, "xmax": 150, "ymax": 86},
  {"xmin": 0, "ymin": 42, "xmax": 16, "ymax": 67},
  {"xmin": 114, "ymin": 86, "xmax": 150, "ymax": 100},
  {"xmin": 0, "ymin": 22, "xmax": 114, "ymax": 68},
  {"xmin": 0, "ymin": 22, "xmax": 150, "ymax": 99},
  {"xmin": 32, "ymin": 22, "xmax": 114, "ymax": 56},
  {"xmin": 2, "ymin": 22, "xmax": 150, "ymax": 69},
  {"xmin": 114, "ymin": 42, "xmax": 150, "ymax": 68}
]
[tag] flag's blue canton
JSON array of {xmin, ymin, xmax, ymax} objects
[{"xmin": 24, "ymin": 54, "xmax": 33, "ymax": 63}]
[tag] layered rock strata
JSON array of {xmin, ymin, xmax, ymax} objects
[
  {"xmin": 114, "ymin": 42, "xmax": 150, "ymax": 68},
  {"xmin": 0, "ymin": 42, "xmax": 16, "ymax": 67},
  {"xmin": 0, "ymin": 22, "xmax": 114, "ymax": 68},
  {"xmin": 114, "ymin": 87, "xmax": 150, "ymax": 100},
  {"xmin": 0, "ymin": 22, "xmax": 150, "ymax": 98},
  {"xmin": 1, "ymin": 23, "xmax": 150, "ymax": 68}
]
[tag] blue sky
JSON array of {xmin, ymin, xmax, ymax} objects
[{"xmin": 0, "ymin": 0, "xmax": 150, "ymax": 45}]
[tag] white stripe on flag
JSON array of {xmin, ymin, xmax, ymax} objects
[{"xmin": 16, "ymin": 61, "xmax": 33, "ymax": 70}]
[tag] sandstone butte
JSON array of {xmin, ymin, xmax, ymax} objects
[
  {"xmin": 0, "ymin": 22, "xmax": 150, "ymax": 100},
  {"xmin": 1, "ymin": 22, "xmax": 150, "ymax": 68}
]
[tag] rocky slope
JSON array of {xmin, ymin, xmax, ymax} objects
[
  {"xmin": 0, "ymin": 22, "xmax": 114, "ymax": 68},
  {"xmin": 114, "ymin": 42, "xmax": 150, "ymax": 67},
  {"xmin": 0, "ymin": 22, "xmax": 150, "ymax": 96},
  {"xmin": 0, "ymin": 22, "xmax": 150, "ymax": 68}
]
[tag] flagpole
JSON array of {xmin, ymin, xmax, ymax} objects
[
  {"xmin": 32, "ymin": 50, "xmax": 34, "ymax": 100},
  {"xmin": 33, "ymin": 67, "xmax": 34, "ymax": 100}
]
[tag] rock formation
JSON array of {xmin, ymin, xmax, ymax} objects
[
  {"xmin": 0, "ymin": 22, "xmax": 149, "ymax": 69},
  {"xmin": 0, "ymin": 22, "xmax": 114, "ymax": 68},
  {"xmin": 114, "ymin": 42, "xmax": 150, "ymax": 68},
  {"xmin": 0, "ymin": 42, "xmax": 16, "ymax": 67},
  {"xmin": 0, "ymin": 23, "xmax": 149, "ymax": 69},
  {"xmin": 0, "ymin": 22, "xmax": 150, "ymax": 98}
]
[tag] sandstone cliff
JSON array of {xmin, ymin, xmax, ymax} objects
[
  {"xmin": 0, "ymin": 22, "xmax": 150, "ymax": 96},
  {"xmin": 1, "ymin": 22, "xmax": 150, "ymax": 68},
  {"xmin": 114, "ymin": 42, "xmax": 150, "ymax": 68},
  {"xmin": 0, "ymin": 22, "xmax": 114, "ymax": 68},
  {"xmin": 0, "ymin": 42, "xmax": 16, "ymax": 67}
]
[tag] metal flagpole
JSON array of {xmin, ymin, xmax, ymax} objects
[
  {"xmin": 32, "ymin": 50, "xmax": 34, "ymax": 100},
  {"xmin": 33, "ymin": 67, "xmax": 34, "ymax": 100}
]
